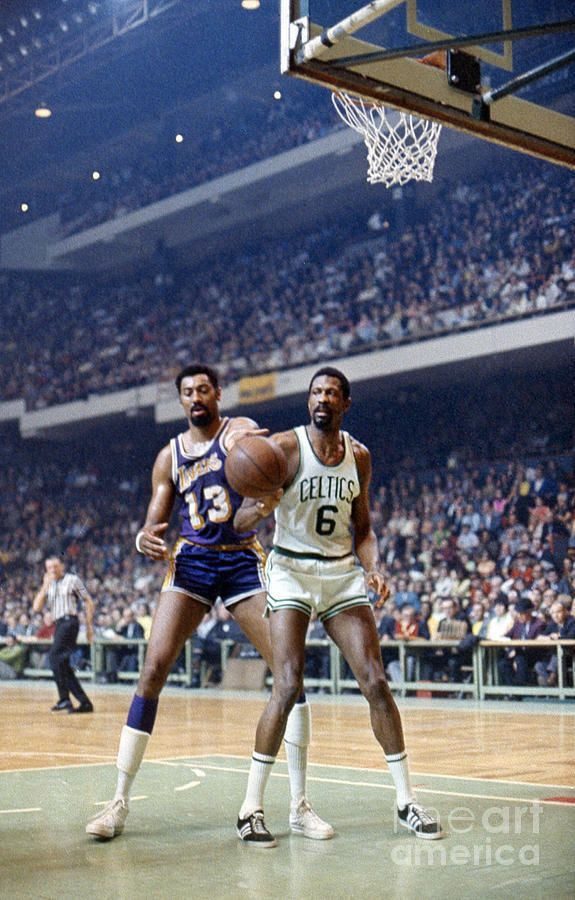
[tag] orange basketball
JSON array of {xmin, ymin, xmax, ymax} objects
[{"xmin": 225, "ymin": 436, "xmax": 287, "ymax": 499}]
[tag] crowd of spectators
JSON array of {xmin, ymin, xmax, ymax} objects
[
  {"xmin": 2, "ymin": 87, "xmax": 332, "ymax": 235},
  {"xmin": 1, "ymin": 374, "xmax": 572, "ymax": 693},
  {"xmin": 1, "ymin": 160, "xmax": 573, "ymax": 411},
  {"xmin": 57, "ymin": 91, "xmax": 333, "ymax": 236}
]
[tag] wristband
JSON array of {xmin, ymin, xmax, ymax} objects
[{"xmin": 135, "ymin": 531, "xmax": 145, "ymax": 554}]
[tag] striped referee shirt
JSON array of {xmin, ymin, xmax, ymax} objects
[{"xmin": 47, "ymin": 573, "xmax": 91, "ymax": 621}]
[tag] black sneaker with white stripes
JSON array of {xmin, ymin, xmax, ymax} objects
[
  {"xmin": 236, "ymin": 810, "xmax": 277, "ymax": 848},
  {"xmin": 398, "ymin": 802, "xmax": 445, "ymax": 840}
]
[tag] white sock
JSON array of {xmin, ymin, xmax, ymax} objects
[
  {"xmin": 113, "ymin": 725, "xmax": 150, "ymax": 802},
  {"xmin": 239, "ymin": 752, "xmax": 275, "ymax": 818},
  {"xmin": 284, "ymin": 701, "xmax": 311, "ymax": 805},
  {"xmin": 385, "ymin": 750, "xmax": 415, "ymax": 810}
]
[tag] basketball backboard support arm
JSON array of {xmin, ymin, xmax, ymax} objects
[
  {"xmin": 328, "ymin": 19, "xmax": 575, "ymax": 68},
  {"xmin": 479, "ymin": 46, "xmax": 575, "ymax": 109},
  {"xmin": 281, "ymin": 0, "xmax": 575, "ymax": 169}
]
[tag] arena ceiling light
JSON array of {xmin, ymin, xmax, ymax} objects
[
  {"xmin": 241, "ymin": 1, "xmax": 260, "ymax": 9},
  {"xmin": 34, "ymin": 101, "xmax": 52, "ymax": 118}
]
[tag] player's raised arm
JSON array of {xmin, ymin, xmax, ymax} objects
[
  {"xmin": 135, "ymin": 444, "xmax": 175, "ymax": 560},
  {"xmin": 32, "ymin": 568, "xmax": 53, "ymax": 613}
]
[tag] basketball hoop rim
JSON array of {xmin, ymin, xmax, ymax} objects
[{"xmin": 332, "ymin": 89, "xmax": 393, "ymax": 115}]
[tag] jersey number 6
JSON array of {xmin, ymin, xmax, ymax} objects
[{"xmin": 315, "ymin": 504, "xmax": 338, "ymax": 536}]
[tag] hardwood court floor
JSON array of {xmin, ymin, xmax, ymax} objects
[
  {"xmin": 2, "ymin": 682, "xmax": 573, "ymax": 783},
  {"xmin": 1, "ymin": 683, "xmax": 574, "ymax": 899}
]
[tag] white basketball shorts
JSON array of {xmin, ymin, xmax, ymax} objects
[{"xmin": 265, "ymin": 548, "xmax": 370, "ymax": 622}]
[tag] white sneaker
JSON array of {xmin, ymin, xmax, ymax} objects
[
  {"xmin": 289, "ymin": 798, "xmax": 334, "ymax": 840},
  {"xmin": 86, "ymin": 798, "xmax": 129, "ymax": 839}
]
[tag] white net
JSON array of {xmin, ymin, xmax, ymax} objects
[{"xmin": 332, "ymin": 91, "xmax": 442, "ymax": 187}]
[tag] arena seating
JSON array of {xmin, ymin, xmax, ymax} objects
[{"xmin": 1, "ymin": 160, "xmax": 573, "ymax": 411}]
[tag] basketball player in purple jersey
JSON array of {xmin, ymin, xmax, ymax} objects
[{"xmin": 86, "ymin": 364, "xmax": 332, "ymax": 842}]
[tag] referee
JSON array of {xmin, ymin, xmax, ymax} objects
[{"xmin": 33, "ymin": 556, "xmax": 95, "ymax": 713}]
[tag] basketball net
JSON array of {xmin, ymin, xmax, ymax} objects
[{"xmin": 332, "ymin": 91, "xmax": 442, "ymax": 187}]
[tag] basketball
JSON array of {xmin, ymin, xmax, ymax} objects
[{"xmin": 225, "ymin": 436, "xmax": 287, "ymax": 499}]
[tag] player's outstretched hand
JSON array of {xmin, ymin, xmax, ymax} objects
[
  {"xmin": 366, "ymin": 571, "xmax": 390, "ymax": 607},
  {"xmin": 226, "ymin": 427, "xmax": 270, "ymax": 451},
  {"xmin": 139, "ymin": 522, "xmax": 170, "ymax": 560}
]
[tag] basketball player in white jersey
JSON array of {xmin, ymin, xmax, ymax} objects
[{"xmin": 235, "ymin": 367, "xmax": 444, "ymax": 846}]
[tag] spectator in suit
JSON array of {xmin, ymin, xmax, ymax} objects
[
  {"xmin": 498, "ymin": 597, "xmax": 546, "ymax": 687},
  {"xmin": 424, "ymin": 597, "xmax": 469, "ymax": 682},
  {"xmin": 393, "ymin": 577, "xmax": 420, "ymax": 611},
  {"xmin": 534, "ymin": 599, "xmax": 575, "ymax": 687},
  {"xmin": 446, "ymin": 599, "xmax": 487, "ymax": 684},
  {"xmin": 531, "ymin": 464, "xmax": 557, "ymax": 502},
  {"xmin": 115, "ymin": 608, "xmax": 146, "ymax": 675},
  {"xmin": 192, "ymin": 602, "xmax": 253, "ymax": 686}
]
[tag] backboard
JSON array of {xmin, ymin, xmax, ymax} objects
[{"xmin": 281, "ymin": 1, "xmax": 575, "ymax": 168}]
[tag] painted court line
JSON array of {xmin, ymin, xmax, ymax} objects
[
  {"xmin": 0, "ymin": 807, "xmax": 42, "ymax": 815},
  {"xmin": 92, "ymin": 795, "xmax": 148, "ymax": 807},
  {"xmin": 4, "ymin": 753, "xmax": 575, "ymax": 795},
  {"xmin": 145, "ymin": 761, "xmax": 575, "ymax": 808},
  {"xmin": 208, "ymin": 753, "xmax": 575, "ymax": 792}
]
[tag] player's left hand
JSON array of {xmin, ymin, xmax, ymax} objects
[{"xmin": 366, "ymin": 571, "xmax": 390, "ymax": 607}]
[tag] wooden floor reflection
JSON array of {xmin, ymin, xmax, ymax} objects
[{"xmin": 2, "ymin": 682, "xmax": 573, "ymax": 785}]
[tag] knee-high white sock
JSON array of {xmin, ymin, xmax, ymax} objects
[
  {"xmin": 385, "ymin": 750, "xmax": 415, "ymax": 809},
  {"xmin": 114, "ymin": 725, "xmax": 150, "ymax": 802},
  {"xmin": 283, "ymin": 701, "xmax": 311, "ymax": 805},
  {"xmin": 239, "ymin": 752, "xmax": 276, "ymax": 818}
]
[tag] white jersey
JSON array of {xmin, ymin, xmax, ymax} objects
[{"xmin": 272, "ymin": 425, "xmax": 360, "ymax": 559}]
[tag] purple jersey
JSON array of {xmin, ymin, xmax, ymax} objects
[{"xmin": 170, "ymin": 418, "xmax": 254, "ymax": 547}]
